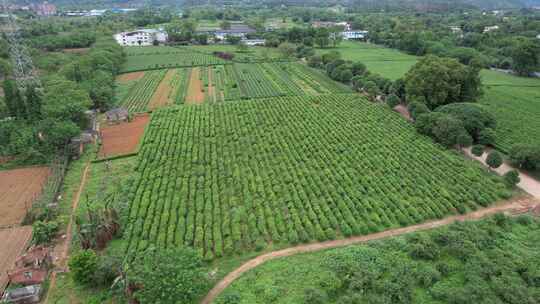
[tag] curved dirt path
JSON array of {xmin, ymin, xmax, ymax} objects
[{"xmin": 201, "ymin": 197, "xmax": 539, "ymax": 304}]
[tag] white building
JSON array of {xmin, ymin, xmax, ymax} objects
[
  {"xmin": 537, "ymin": 34, "xmax": 540, "ymax": 39},
  {"xmin": 342, "ymin": 31, "xmax": 368, "ymax": 40},
  {"xmin": 114, "ymin": 29, "xmax": 168, "ymax": 46},
  {"xmin": 243, "ymin": 39, "xmax": 266, "ymax": 46},
  {"xmin": 483, "ymin": 25, "xmax": 500, "ymax": 33}
]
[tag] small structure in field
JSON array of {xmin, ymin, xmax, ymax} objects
[
  {"xmin": 105, "ymin": 108, "xmax": 129, "ymax": 124},
  {"xmin": 1, "ymin": 285, "xmax": 42, "ymax": 304}
]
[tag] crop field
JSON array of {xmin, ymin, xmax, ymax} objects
[
  {"xmin": 480, "ymin": 70, "xmax": 540, "ymax": 152},
  {"xmin": 123, "ymin": 94, "xmax": 506, "ymax": 260},
  {"xmin": 0, "ymin": 167, "xmax": 51, "ymax": 227},
  {"xmin": 181, "ymin": 63, "xmax": 351, "ymax": 103},
  {"xmin": 327, "ymin": 42, "xmax": 540, "ymax": 152},
  {"xmin": 183, "ymin": 45, "xmax": 285, "ymax": 63},
  {"xmin": 121, "ymin": 46, "xmax": 226, "ymax": 73},
  {"xmin": 120, "ymin": 70, "xmax": 167, "ymax": 112},
  {"xmin": 0, "ymin": 226, "xmax": 33, "ymax": 292}
]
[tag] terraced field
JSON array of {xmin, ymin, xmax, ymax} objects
[{"xmin": 123, "ymin": 94, "xmax": 507, "ymax": 260}]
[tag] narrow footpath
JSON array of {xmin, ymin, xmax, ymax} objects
[
  {"xmin": 43, "ymin": 162, "xmax": 91, "ymax": 304},
  {"xmin": 201, "ymin": 197, "xmax": 540, "ymax": 304}
]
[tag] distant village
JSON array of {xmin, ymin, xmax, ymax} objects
[{"xmin": 114, "ymin": 21, "xmax": 369, "ymax": 47}]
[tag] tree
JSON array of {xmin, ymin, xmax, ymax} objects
[
  {"xmin": 304, "ymin": 288, "xmax": 328, "ymax": 304},
  {"xmin": 220, "ymin": 20, "xmax": 231, "ymax": 30},
  {"xmin": 364, "ymin": 81, "xmax": 380, "ymax": 97},
  {"xmin": 408, "ymin": 101, "xmax": 430, "ymax": 120},
  {"xmin": 307, "ymin": 55, "xmax": 323, "ymax": 68},
  {"xmin": 351, "ymin": 62, "xmax": 367, "ymax": 76},
  {"xmin": 225, "ymin": 35, "xmax": 242, "ymax": 45},
  {"xmin": 69, "ymin": 250, "xmax": 99, "ymax": 286},
  {"xmin": 32, "ymin": 220, "xmax": 59, "ymax": 244},
  {"xmin": 478, "ymin": 128, "xmax": 496, "ymax": 146},
  {"xmin": 128, "ymin": 247, "xmax": 209, "ymax": 304},
  {"xmin": 386, "ymin": 94, "xmax": 400, "ymax": 108},
  {"xmin": 195, "ymin": 34, "xmax": 209, "ymax": 45},
  {"xmin": 511, "ymin": 39, "xmax": 539, "ymax": 76},
  {"xmin": 322, "ymin": 51, "xmax": 341, "ymax": 65},
  {"xmin": 278, "ymin": 42, "xmax": 296, "ymax": 59},
  {"xmin": 508, "ymin": 144, "xmax": 540, "ymax": 170},
  {"xmin": 486, "ymin": 151, "xmax": 503, "ymax": 169},
  {"xmin": 314, "ymin": 28, "xmax": 330, "ymax": 48},
  {"xmin": 471, "ymin": 145, "xmax": 485, "ymax": 157},
  {"xmin": 42, "ymin": 77, "xmax": 92, "ymax": 128},
  {"xmin": 415, "ymin": 112, "xmax": 470, "ymax": 148},
  {"xmin": 405, "ymin": 56, "xmax": 482, "ymax": 110},
  {"xmin": 503, "ymin": 170, "xmax": 520, "ymax": 187},
  {"xmin": 436, "ymin": 103, "xmax": 496, "ymax": 142}
]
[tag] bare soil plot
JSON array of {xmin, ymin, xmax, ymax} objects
[
  {"xmin": 0, "ymin": 167, "xmax": 50, "ymax": 227},
  {"xmin": 185, "ymin": 67, "xmax": 205, "ymax": 105},
  {"xmin": 148, "ymin": 69, "xmax": 177, "ymax": 110},
  {"xmin": 0, "ymin": 226, "xmax": 32, "ymax": 292},
  {"xmin": 116, "ymin": 71, "xmax": 145, "ymax": 83},
  {"xmin": 99, "ymin": 114, "xmax": 150, "ymax": 159}
]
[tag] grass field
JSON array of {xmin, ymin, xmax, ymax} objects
[
  {"xmin": 325, "ymin": 41, "xmax": 540, "ymax": 153},
  {"xmin": 123, "ymin": 94, "xmax": 507, "ymax": 261},
  {"xmin": 316, "ymin": 41, "xmax": 419, "ymax": 80},
  {"xmin": 215, "ymin": 215, "xmax": 540, "ymax": 304}
]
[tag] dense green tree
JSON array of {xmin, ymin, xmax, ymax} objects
[
  {"xmin": 436, "ymin": 103, "xmax": 496, "ymax": 141},
  {"xmin": 509, "ymin": 144, "xmax": 540, "ymax": 170},
  {"xmin": 128, "ymin": 247, "xmax": 209, "ymax": 304},
  {"xmin": 471, "ymin": 145, "xmax": 485, "ymax": 157},
  {"xmin": 486, "ymin": 151, "xmax": 503, "ymax": 169},
  {"xmin": 386, "ymin": 94, "xmax": 400, "ymax": 108},
  {"xmin": 69, "ymin": 250, "xmax": 99, "ymax": 286},
  {"xmin": 477, "ymin": 128, "xmax": 496, "ymax": 146},
  {"xmin": 511, "ymin": 39, "xmax": 539, "ymax": 76},
  {"xmin": 503, "ymin": 170, "xmax": 520, "ymax": 187},
  {"xmin": 42, "ymin": 78, "xmax": 92, "ymax": 129},
  {"xmin": 405, "ymin": 56, "xmax": 482, "ymax": 110},
  {"xmin": 416, "ymin": 112, "xmax": 470, "ymax": 147}
]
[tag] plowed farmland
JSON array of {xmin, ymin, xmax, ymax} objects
[
  {"xmin": 0, "ymin": 167, "xmax": 50, "ymax": 227},
  {"xmin": 0, "ymin": 226, "xmax": 32, "ymax": 292},
  {"xmin": 99, "ymin": 114, "xmax": 150, "ymax": 159},
  {"xmin": 124, "ymin": 94, "xmax": 507, "ymax": 260}
]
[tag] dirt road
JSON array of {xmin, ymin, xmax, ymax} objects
[
  {"xmin": 44, "ymin": 162, "xmax": 91, "ymax": 304},
  {"xmin": 463, "ymin": 147, "xmax": 540, "ymax": 198},
  {"xmin": 201, "ymin": 197, "xmax": 539, "ymax": 304}
]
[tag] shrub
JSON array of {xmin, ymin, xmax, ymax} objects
[
  {"xmin": 508, "ymin": 144, "xmax": 540, "ymax": 170},
  {"xmin": 503, "ymin": 170, "xmax": 520, "ymax": 187},
  {"xmin": 486, "ymin": 151, "xmax": 503, "ymax": 169},
  {"xmin": 408, "ymin": 102, "xmax": 430, "ymax": 120},
  {"xmin": 69, "ymin": 250, "xmax": 99, "ymax": 286},
  {"xmin": 471, "ymin": 145, "xmax": 484, "ymax": 157},
  {"xmin": 304, "ymin": 287, "xmax": 328, "ymax": 304},
  {"xmin": 32, "ymin": 220, "xmax": 59, "ymax": 245},
  {"xmin": 478, "ymin": 128, "xmax": 496, "ymax": 146},
  {"xmin": 386, "ymin": 94, "xmax": 400, "ymax": 108}
]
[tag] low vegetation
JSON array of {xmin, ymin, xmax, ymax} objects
[{"xmin": 216, "ymin": 215, "xmax": 540, "ymax": 304}]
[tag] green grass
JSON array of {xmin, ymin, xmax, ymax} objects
[
  {"xmin": 124, "ymin": 93, "xmax": 507, "ymax": 261},
  {"xmin": 316, "ymin": 41, "xmax": 419, "ymax": 80},
  {"xmin": 215, "ymin": 215, "xmax": 540, "ymax": 304}
]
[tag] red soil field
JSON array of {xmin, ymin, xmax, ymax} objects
[
  {"xmin": 99, "ymin": 114, "xmax": 150, "ymax": 159},
  {"xmin": 116, "ymin": 71, "xmax": 145, "ymax": 83},
  {"xmin": 0, "ymin": 226, "xmax": 33, "ymax": 293},
  {"xmin": 0, "ymin": 167, "xmax": 50, "ymax": 227},
  {"xmin": 185, "ymin": 67, "xmax": 205, "ymax": 105},
  {"xmin": 148, "ymin": 69, "xmax": 176, "ymax": 110}
]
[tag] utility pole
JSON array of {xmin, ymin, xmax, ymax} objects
[{"xmin": 1, "ymin": 0, "xmax": 43, "ymax": 96}]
